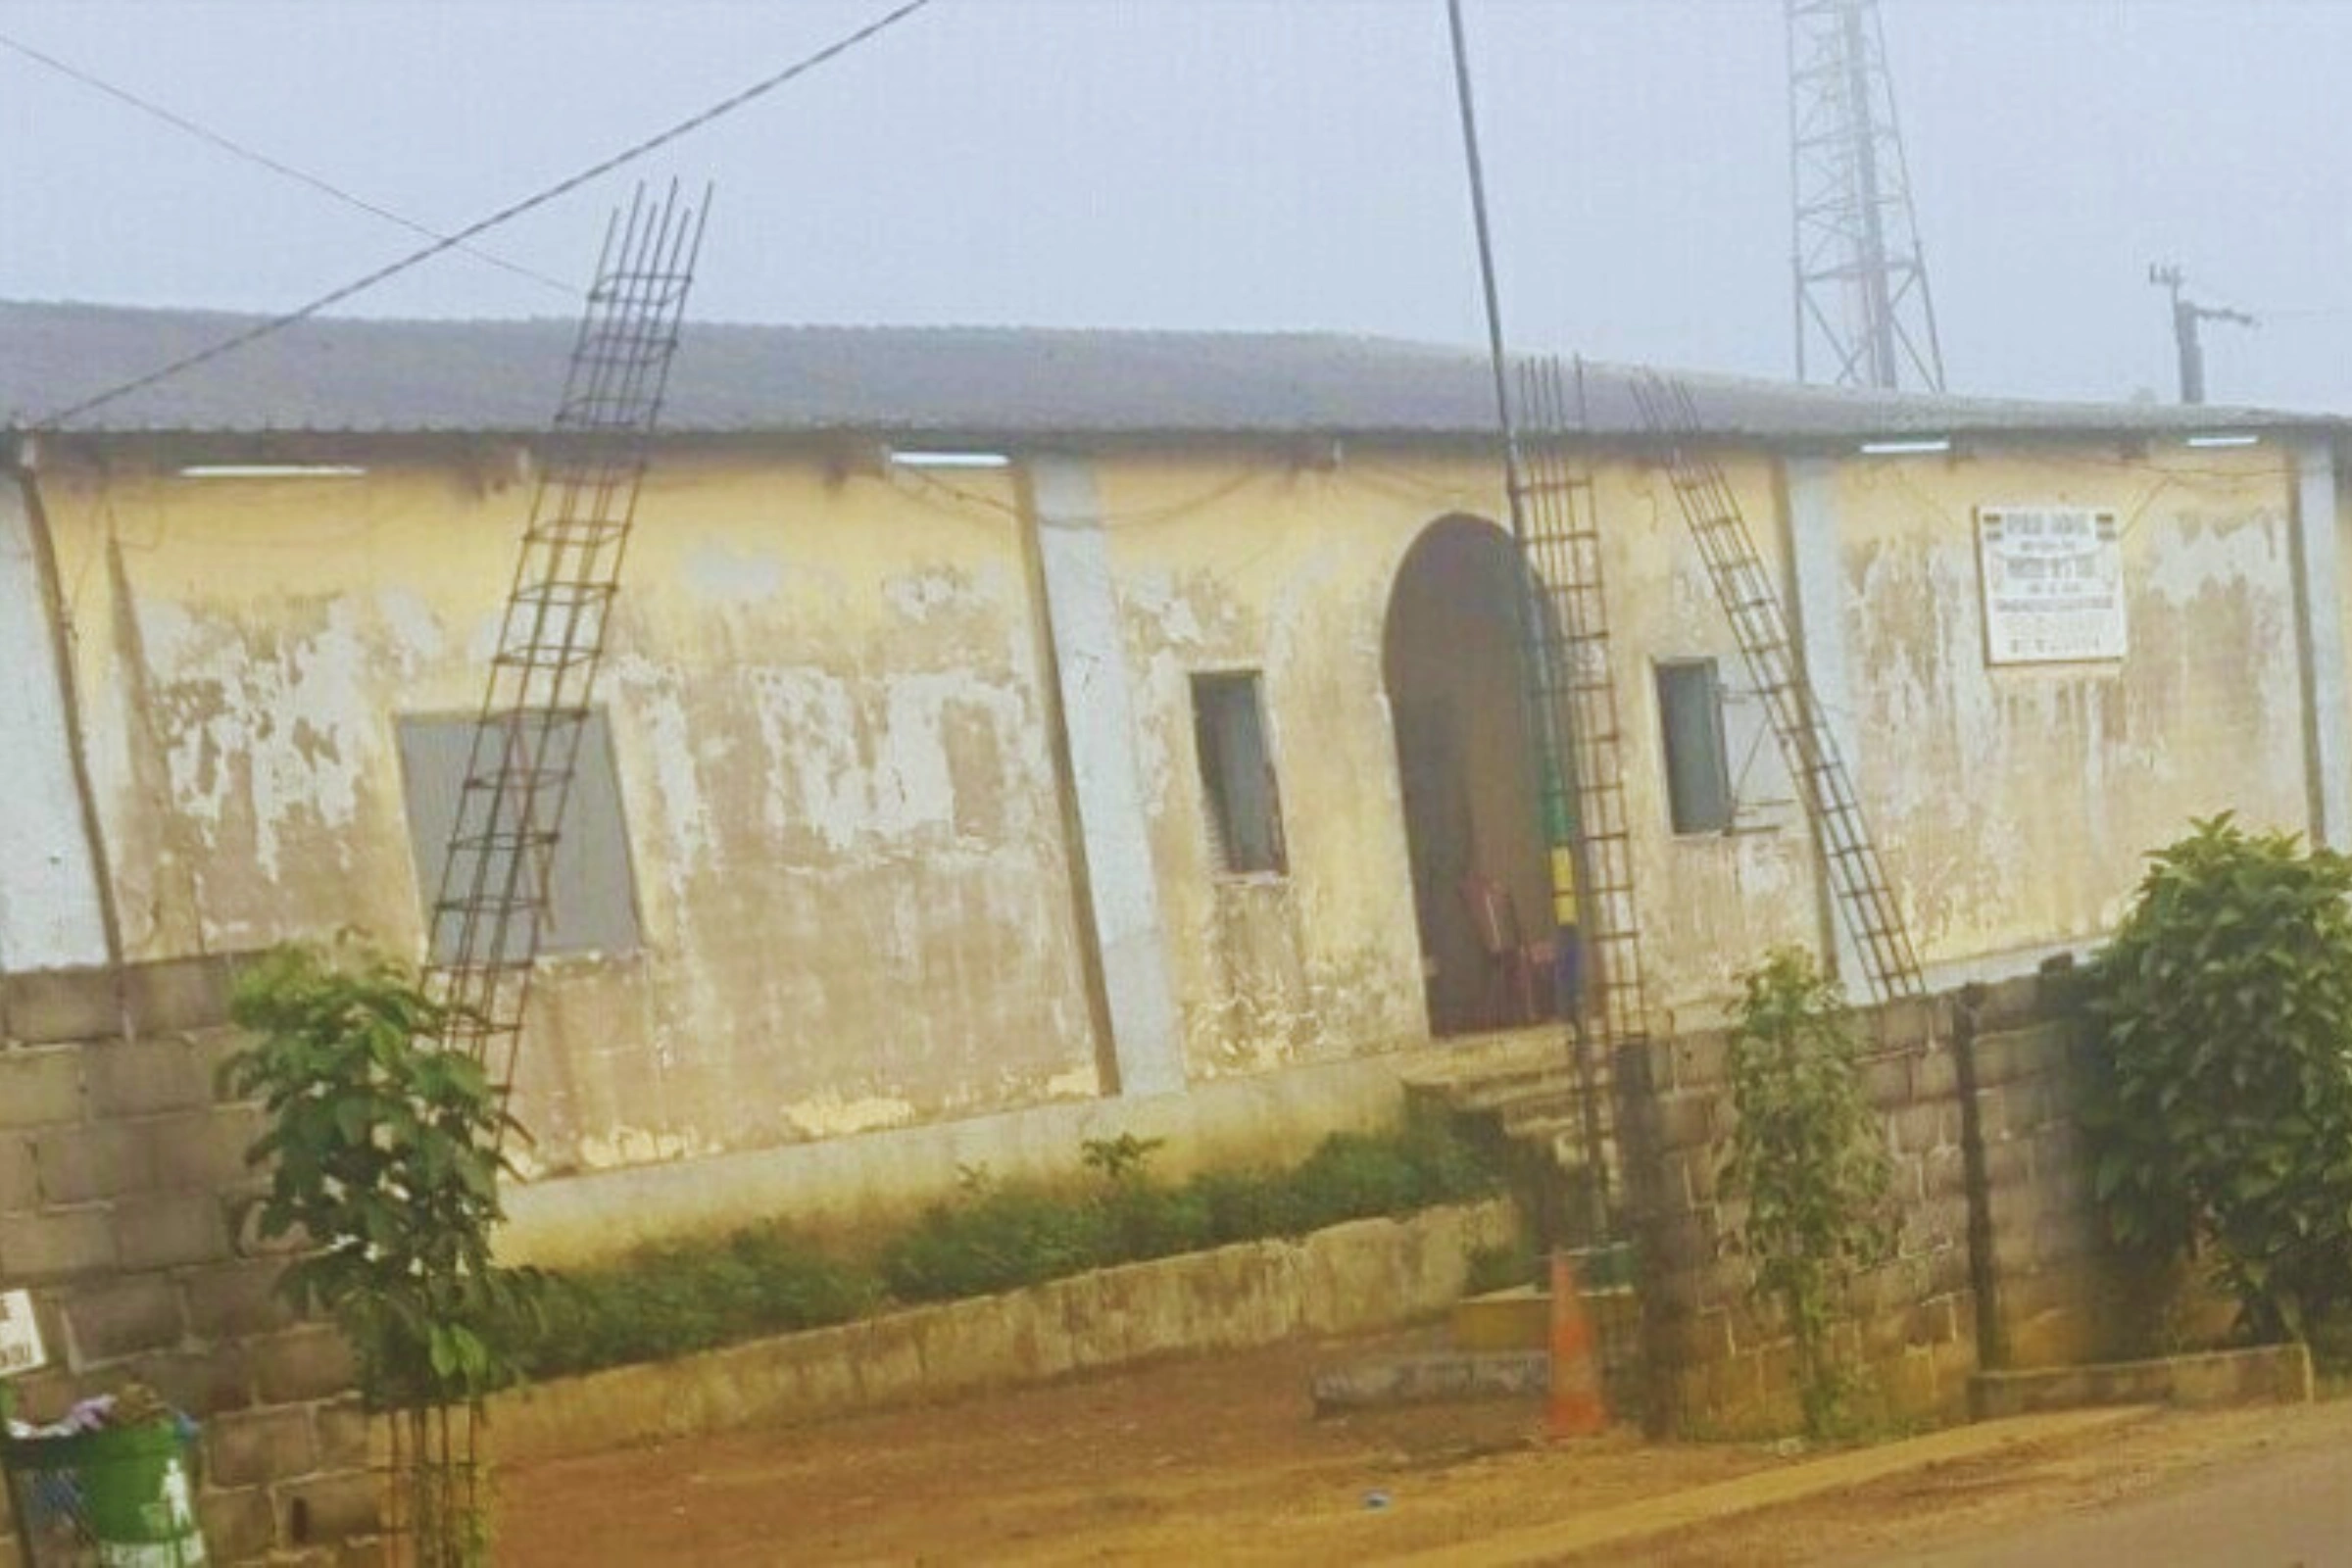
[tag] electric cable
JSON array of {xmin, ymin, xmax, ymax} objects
[
  {"xmin": 32, "ymin": 0, "xmax": 938, "ymax": 431},
  {"xmin": 0, "ymin": 28, "xmax": 574, "ymax": 296}
]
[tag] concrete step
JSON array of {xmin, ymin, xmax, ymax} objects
[{"xmin": 1496, "ymin": 1089, "xmax": 1614, "ymax": 1136}]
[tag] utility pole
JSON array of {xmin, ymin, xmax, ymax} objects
[
  {"xmin": 1788, "ymin": 0, "xmax": 1946, "ymax": 392},
  {"xmin": 2148, "ymin": 264, "xmax": 2255, "ymax": 405}
]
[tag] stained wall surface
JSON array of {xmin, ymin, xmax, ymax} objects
[
  {"xmin": 31, "ymin": 451, "xmax": 1101, "ymax": 1178},
  {"xmin": 1, "ymin": 429, "xmax": 2322, "ymax": 1239},
  {"xmin": 1833, "ymin": 442, "xmax": 2307, "ymax": 973}
]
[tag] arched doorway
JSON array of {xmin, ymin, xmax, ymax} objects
[{"xmin": 1384, "ymin": 517, "xmax": 1554, "ymax": 1036}]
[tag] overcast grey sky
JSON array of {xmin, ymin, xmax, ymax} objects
[{"xmin": 3, "ymin": 1, "xmax": 2348, "ymax": 411}]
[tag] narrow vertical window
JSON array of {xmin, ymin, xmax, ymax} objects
[
  {"xmin": 1656, "ymin": 660, "xmax": 1734, "ymax": 836},
  {"xmin": 1192, "ymin": 672, "xmax": 1286, "ymax": 875}
]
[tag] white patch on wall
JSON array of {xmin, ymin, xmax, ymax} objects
[
  {"xmin": 373, "ymin": 588, "xmax": 446, "ymax": 669},
  {"xmin": 0, "ymin": 481, "xmax": 109, "ymax": 969},
  {"xmin": 681, "ymin": 541, "xmax": 785, "ymax": 606},
  {"xmin": 138, "ymin": 597, "xmax": 376, "ymax": 880},
  {"xmin": 884, "ymin": 568, "xmax": 981, "ymax": 622},
  {"xmin": 1977, "ymin": 507, "xmax": 2126, "ymax": 665},
  {"xmin": 745, "ymin": 663, "xmax": 1037, "ymax": 856}
]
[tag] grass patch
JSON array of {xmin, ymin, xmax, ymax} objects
[
  {"xmin": 522, "ymin": 1115, "xmax": 1502, "ymax": 1377},
  {"xmin": 521, "ymin": 1225, "xmax": 881, "ymax": 1380}
]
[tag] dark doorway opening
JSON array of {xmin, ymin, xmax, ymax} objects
[{"xmin": 1384, "ymin": 517, "xmax": 1555, "ymax": 1036}]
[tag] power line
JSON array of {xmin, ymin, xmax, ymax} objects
[
  {"xmin": 32, "ymin": 0, "xmax": 938, "ymax": 431},
  {"xmin": 0, "ymin": 28, "xmax": 574, "ymax": 296}
]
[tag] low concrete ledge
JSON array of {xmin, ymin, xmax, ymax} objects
[
  {"xmin": 491, "ymin": 1199, "xmax": 1520, "ymax": 1464},
  {"xmin": 1970, "ymin": 1343, "xmax": 2313, "ymax": 1420},
  {"xmin": 1311, "ymin": 1350, "xmax": 1547, "ymax": 1412}
]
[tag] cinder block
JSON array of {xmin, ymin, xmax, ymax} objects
[
  {"xmin": 279, "ymin": 1471, "xmax": 380, "ymax": 1546},
  {"xmin": 253, "ymin": 1327, "xmax": 357, "ymax": 1405},
  {"xmin": 1922, "ymin": 1145, "xmax": 1969, "ymax": 1200},
  {"xmin": 1870, "ymin": 996, "xmax": 1939, "ymax": 1051},
  {"xmin": 144, "ymin": 1107, "xmax": 265, "ymax": 1194},
  {"xmin": 1972, "ymin": 1027, "xmax": 2055, "ymax": 1088},
  {"xmin": 4, "ymin": 969, "xmax": 120, "ymax": 1046},
  {"xmin": 122, "ymin": 1347, "xmax": 255, "ymax": 1418},
  {"xmin": 197, "ymin": 1485, "xmax": 280, "ymax": 1563},
  {"xmin": 313, "ymin": 1399, "xmax": 373, "ymax": 1471},
  {"xmin": 1667, "ymin": 1031, "xmax": 1730, "ymax": 1090},
  {"xmin": 184, "ymin": 1259, "xmax": 298, "ymax": 1341},
  {"xmin": 1652, "ymin": 1095, "xmax": 1718, "ymax": 1152},
  {"xmin": 1980, "ymin": 1136, "xmax": 2033, "ymax": 1191},
  {"xmin": 0, "ymin": 1135, "xmax": 38, "ymax": 1212},
  {"xmin": 113, "ymin": 1194, "xmax": 228, "ymax": 1270},
  {"xmin": 120, "ymin": 957, "xmax": 235, "ymax": 1038},
  {"xmin": 1887, "ymin": 1102, "xmax": 1945, "ymax": 1155},
  {"xmin": 207, "ymin": 1406, "xmax": 318, "ymax": 1490},
  {"xmin": 1676, "ymin": 1150, "xmax": 1720, "ymax": 1208},
  {"xmin": 192, "ymin": 1029, "xmax": 259, "ymax": 1105},
  {"xmin": 62, "ymin": 1277, "xmax": 185, "ymax": 1364},
  {"xmin": 86, "ymin": 1038, "xmax": 211, "ymax": 1119},
  {"xmin": 1861, "ymin": 1054, "xmax": 1913, "ymax": 1110},
  {"xmin": 0, "ymin": 1208, "xmax": 117, "ymax": 1281},
  {"xmin": 1974, "ymin": 976, "xmax": 2053, "ymax": 1033},
  {"xmin": 32, "ymin": 1121, "xmax": 153, "ymax": 1203},
  {"xmin": 0, "ymin": 1049, "xmax": 84, "ymax": 1130}
]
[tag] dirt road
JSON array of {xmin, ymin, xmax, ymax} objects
[
  {"xmin": 498, "ymin": 1333, "xmax": 1776, "ymax": 1564},
  {"xmin": 1643, "ymin": 1396, "xmax": 2352, "ymax": 1567},
  {"xmin": 499, "ymin": 1334, "xmax": 2351, "ymax": 1565}
]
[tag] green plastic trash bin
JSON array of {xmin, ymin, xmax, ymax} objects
[{"xmin": 1, "ymin": 1415, "xmax": 209, "ymax": 1567}]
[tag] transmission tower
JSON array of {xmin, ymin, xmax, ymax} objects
[{"xmin": 1788, "ymin": 0, "xmax": 1946, "ymax": 392}]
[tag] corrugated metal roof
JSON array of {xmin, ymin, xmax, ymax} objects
[{"xmin": 0, "ymin": 299, "xmax": 2333, "ymax": 443}]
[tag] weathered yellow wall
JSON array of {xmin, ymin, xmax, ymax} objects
[
  {"xmin": 35, "ymin": 449, "xmax": 1102, "ymax": 1175},
  {"xmin": 1587, "ymin": 453, "xmax": 1826, "ymax": 1018},
  {"xmin": 1835, "ymin": 443, "xmax": 2305, "ymax": 968},
  {"xmin": 1092, "ymin": 447, "xmax": 1821, "ymax": 1059},
  {"xmin": 18, "ymin": 430, "xmax": 2314, "ymax": 1214}
]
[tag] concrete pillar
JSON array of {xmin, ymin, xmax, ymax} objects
[
  {"xmin": 0, "ymin": 474, "xmax": 110, "ymax": 972},
  {"xmin": 1782, "ymin": 455, "xmax": 1869, "ymax": 989},
  {"xmin": 2291, "ymin": 439, "xmax": 2351, "ymax": 850},
  {"xmin": 1024, "ymin": 457, "xmax": 1187, "ymax": 1098}
]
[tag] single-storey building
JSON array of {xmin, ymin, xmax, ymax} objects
[{"xmin": 0, "ymin": 301, "xmax": 2339, "ymax": 1260}]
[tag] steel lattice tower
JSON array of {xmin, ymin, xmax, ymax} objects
[{"xmin": 1788, "ymin": 0, "xmax": 1945, "ymax": 392}]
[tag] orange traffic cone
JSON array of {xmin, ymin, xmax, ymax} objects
[{"xmin": 1545, "ymin": 1250, "xmax": 1608, "ymax": 1439}]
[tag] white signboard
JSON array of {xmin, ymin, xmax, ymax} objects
[
  {"xmin": 1977, "ymin": 506, "xmax": 2127, "ymax": 665},
  {"xmin": 0, "ymin": 1289, "xmax": 45, "ymax": 1376}
]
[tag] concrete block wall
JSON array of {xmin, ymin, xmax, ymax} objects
[
  {"xmin": 1957, "ymin": 974, "xmax": 2231, "ymax": 1370},
  {"xmin": 0, "ymin": 957, "xmax": 378, "ymax": 1565},
  {"xmin": 1611, "ymin": 1008, "xmax": 1978, "ymax": 1438},
  {"xmin": 1610, "ymin": 969, "xmax": 2192, "ymax": 1439}
]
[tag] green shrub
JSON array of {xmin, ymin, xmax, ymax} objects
[
  {"xmin": 2086, "ymin": 814, "xmax": 2352, "ymax": 1348},
  {"xmin": 1722, "ymin": 947, "xmax": 1895, "ymax": 1439},
  {"xmin": 524, "ymin": 1227, "xmax": 879, "ymax": 1378},
  {"xmin": 1188, "ymin": 1167, "xmax": 1306, "ymax": 1246},
  {"xmin": 518, "ymin": 1116, "xmax": 1502, "ymax": 1373},
  {"xmin": 1465, "ymin": 1234, "xmax": 1541, "ymax": 1296},
  {"xmin": 877, "ymin": 1118, "xmax": 1498, "ymax": 1302},
  {"xmin": 878, "ymin": 1178, "xmax": 1112, "ymax": 1302}
]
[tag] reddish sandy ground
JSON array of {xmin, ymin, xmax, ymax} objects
[
  {"xmin": 497, "ymin": 1332, "xmax": 1776, "ymax": 1565},
  {"xmin": 498, "ymin": 1333, "xmax": 2352, "ymax": 1565}
]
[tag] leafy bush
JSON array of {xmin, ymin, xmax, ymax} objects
[
  {"xmin": 521, "ymin": 1117, "xmax": 1502, "ymax": 1372},
  {"xmin": 524, "ymin": 1226, "xmax": 880, "ymax": 1379},
  {"xmin": 221, "ymin": 943, "xmax": 544, "ymax": 1407},
  {"xmin": 878, "ymin": 1176, "xmax": 1115, "ymax": 1302},
  {"xmin": 2085, "ymin": 814, "xmax": 2352, "ymax": 1348},
  {"xmin": 1721, "ymin": 948, "xmax": 1894, "ymax": 1439},
  {"xmin": 222, "ymin": 942, "xmax": 544, "ymax": 1565},
  {"xmin": 878, "ymin": 1117, "xmax": 1500, "ymax": 1303}
]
